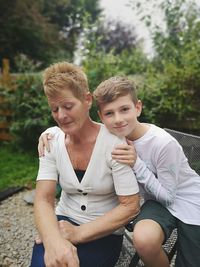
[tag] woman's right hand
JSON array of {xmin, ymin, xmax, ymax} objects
[
  {"xmin": 44, "ymin": 238, "xmax": 79, "ymax": 267},
  {"xmin": 38, "ymin": 133, "xmax": 53, "ymax": 157}
]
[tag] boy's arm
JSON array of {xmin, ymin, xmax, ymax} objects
[
  {"xmin": 112, "ymin": 140, "xmax": 181, "ymax": 207},
  {"xmin": 133, "ymin": 140, "xmax": 181, "ymax": 206}
]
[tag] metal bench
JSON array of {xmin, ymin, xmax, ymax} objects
[{"xmin": 121, "ymin": 128, "xmax": 200, "ymax": 267}]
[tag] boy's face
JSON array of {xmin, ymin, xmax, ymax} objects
[{"xmin": 98, "ymin": 94, "xmax": 142, "ymax": 138}]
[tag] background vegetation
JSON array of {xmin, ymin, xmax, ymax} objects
[{"xmin": 0, "ymin": 0, "xmax": 200, "ymax": 190}]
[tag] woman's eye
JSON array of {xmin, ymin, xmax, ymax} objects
[
  {"xmin": 51, "ymin": 107, "xmax": 58, "ymax": 112},
  {"xmin": 64, "ymin": 105, "xmax": 73, "ymax": 110}
]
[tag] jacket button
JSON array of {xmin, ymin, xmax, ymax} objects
[
  {"xmin": 81, "ymin": 205, "xmax": 86, "ymax": 211},
  {"xmin": 82, "ymin": 192, "xmax": 87, "ymax": 196},
  {"xmin": 77, "ymin": 189, "xmax": 83, "ymax": 193}
]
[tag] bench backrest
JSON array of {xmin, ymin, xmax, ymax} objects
[{"xmin": 164, "ymin": 128, "xmax": 200, "ymax": 175}]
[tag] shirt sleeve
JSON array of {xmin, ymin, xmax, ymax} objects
[
  {"xmin": 107, "ymin": 139, "xmax": 139, "ymax": 196},
  {"xmin": 42, "ymin": 126, "xmax": 61, "ymax": 135},
  {"xmin": 133, "ymin": 140, "xmax": 182, "ymax": 207},
  {"xmin": 37, "ymin": 143, "xmax": 58, "ymax": 181}
]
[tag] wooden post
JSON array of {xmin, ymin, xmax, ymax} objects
[{"xmin": 2, "ymin": 58, "xmax": 10, "ymax": 87}]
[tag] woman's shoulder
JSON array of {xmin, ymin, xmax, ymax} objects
[{"xmin": 100, "ymin": 124, "xmax": 126, "ymax": 145}]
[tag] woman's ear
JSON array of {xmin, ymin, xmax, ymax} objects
[{"xmin": 85, "ymin": 92, "xmax": 93, "ymax": 108}]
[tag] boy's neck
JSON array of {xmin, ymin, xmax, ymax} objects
[{"xmin": 127, "ymin": 122, "xmax": 150, "ymax": 141}]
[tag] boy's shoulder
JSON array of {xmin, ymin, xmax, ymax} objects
[{"xmin": 147, "ymin": 124, "xmax": 175, "ymax": 145}]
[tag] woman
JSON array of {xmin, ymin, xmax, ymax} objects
[{"xmin": 31, "ymin": 62, "xmax": 140, "ymax": 267}]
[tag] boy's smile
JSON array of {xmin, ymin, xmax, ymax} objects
[{"xmin": 99, "ymin": 94, "xmax": 142, "ymax": 139}]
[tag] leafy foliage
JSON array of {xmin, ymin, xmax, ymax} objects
[
  {"xmin": 0, "ymin": 0, "xmax": 101, "ymax": 70},
  {"xmin": 8, "ymin": 74, "xmax": 54, "ymax": 150},
  {"xmin": 129, "ymin": 0, "xmax": 200, "ymax": 133}
]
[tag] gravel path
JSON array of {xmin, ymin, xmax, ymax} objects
[
  {"xmin": 0, "ymin": 190, "xmax": 36, "ymax": 267},
  {"xmin": 0, "ymin": 190, "xmax": 176, "ymax": 267}
]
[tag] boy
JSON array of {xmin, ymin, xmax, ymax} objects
[
  {"xmin": 93, "ymin": 76, "xmax": 200, "ymax": 267},
  {"xmin": 39, "ymin": 76, "xmax": 200, "ymax": 267}
]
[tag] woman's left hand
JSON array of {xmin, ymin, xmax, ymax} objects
[
  {"xmin": 34, "ymin": 221, "xmax": 80, "ymax": 245},
  {"xmin": 58, "ymin": 220, "xmax": 80, "ymax": 244},
  {"xmin": 111, "ymin": 139, "xmax": 137, "ymax": 167}
]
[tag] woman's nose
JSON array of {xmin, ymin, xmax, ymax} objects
[{"xmin": 57, "ymin": 107, "xmax": 67, "ymax": 120}]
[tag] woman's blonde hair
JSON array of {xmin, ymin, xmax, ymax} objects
[{"xmin": 43, "ymin": 61, "xmax": 89, "ymax": 100}]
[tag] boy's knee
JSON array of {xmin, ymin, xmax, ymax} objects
[{"xmin": 132, "ymin": 220, "xmax": 164, "ymax": 255}]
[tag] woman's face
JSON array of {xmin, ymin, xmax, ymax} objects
[{"xmin": 48, "ymin": 89, "xmax": 91, "ymax": 135}]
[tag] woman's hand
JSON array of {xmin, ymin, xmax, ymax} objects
[
  {"xmin": 111, "ymin": 139, "xmax": 137, "ymax": 167},
  {"xmin": 58, "ymin": 221, "xmax": 80, "ymax": 245},
  {"xmin": 44, "ymin": 238, "xmax": 79, "ymax": 267},
  {"xmin": 38, "ymin": 133, "xmax": 53, "ymax": 157}
]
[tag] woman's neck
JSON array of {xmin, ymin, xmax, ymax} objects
[{"xmin": 66, "ymin": 119, "xmax": 101, "ymax": 145}]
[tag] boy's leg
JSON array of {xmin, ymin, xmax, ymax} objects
[
  {"xmin": 132, "ymin": 200, "xmax": 176, "ymax": 267},
  {"xmin": 175, "ymin": 220, "xmax": 200, "ymax": 267}
]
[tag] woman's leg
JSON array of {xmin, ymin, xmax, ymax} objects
[
  {"xmin": 77, "ymin": 234, "xmax": 123, "ymax": 267},
  {"xmin": 132, "ymin": 200, "xmax": 176, "ymax": 267},
  {"xmin": 175, "ymin": 220, "xmax": 200, "ymax": 267},
  {"xmin": 30, "ymin": 243, "xmax": 45, "ymax": 267},
  {"xmin": 30, "ymin": 215, "xmax": 76, "ymax": 267},
  {"xmin": 30, "ymin": 215, "xmax": 123, "ymax": 267}
]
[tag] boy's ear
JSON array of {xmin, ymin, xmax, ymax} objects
[{"xmin": 136, "ymin": 100, "xmax": 142, "ymax": 117}]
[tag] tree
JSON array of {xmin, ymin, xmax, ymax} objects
[
  {"xmin": 0, "ymin": 0, "xmax": 101, "ymax": 70},
  {"xmin": 131, "ymin": 0, "xmax": 200, "ymax": 132}
]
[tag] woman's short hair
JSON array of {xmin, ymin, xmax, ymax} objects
[{"xmin": 43, "ymin": 62, "xmax": 89, "ymax": 100}]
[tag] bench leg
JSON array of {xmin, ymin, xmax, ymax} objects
[{"xmin": 129, "ymin": 252, "xmax": 140, "ymax": 267}]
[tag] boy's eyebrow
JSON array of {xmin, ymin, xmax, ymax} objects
[{"xmin": 101, "ymin": 104, "xmax": 130, "ymax": 112}]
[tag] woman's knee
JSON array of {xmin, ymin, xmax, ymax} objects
[{"xmin": 132, "ymin": 220, "xmax": 164, "ymax": 256}]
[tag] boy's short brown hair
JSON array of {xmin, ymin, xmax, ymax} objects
[
  {"xmin": 43, "ymin": 61, "xmax": 89, "ymax": 100},
  {"xmin": 93, "ymin": 76, "xmax": 138, "ymax": 108}
]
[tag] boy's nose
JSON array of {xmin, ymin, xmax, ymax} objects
[{"xmin": 114, "ymin": 113, "xmax": 123, "ymax": 123}]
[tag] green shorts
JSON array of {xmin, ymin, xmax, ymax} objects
[
  {"xmin": 133, "ymin": 199, "xmax": 176, "ymax": 243},
  {"xmin": 133, "ymin": 199, "xmax": 200, "ymax": 267}
]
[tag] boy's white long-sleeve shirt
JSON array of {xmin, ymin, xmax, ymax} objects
[{"xmin": 133, "ymin": 124, "xmax": 200, "ymax": 225}]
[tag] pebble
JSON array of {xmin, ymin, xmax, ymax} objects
[
  {"xmin": 0, "ymin": 190, "xmax": 175, "ymax": 267},
  {"xmin": 0, "ymin": 191, "xmax": 37, "ymax": 267}
]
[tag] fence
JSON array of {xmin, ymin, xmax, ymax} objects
[{"xmin": 0, "ymin": 59, "xmax": 13, "ymax": 141}]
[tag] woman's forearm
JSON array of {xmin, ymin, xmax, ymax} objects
[{"xmin": 74, "ymin": 193, "xmax": 140, "ymax": 243}]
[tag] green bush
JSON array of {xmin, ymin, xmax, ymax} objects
[{"xmin": 9, "ymin": 74, "xmax": 54, "ymax": 151}]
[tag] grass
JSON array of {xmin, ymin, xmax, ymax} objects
[{"xmin": 0, "ymin": 143, "xmax": 38, "ymax": 191}]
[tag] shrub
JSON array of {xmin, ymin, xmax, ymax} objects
[{"xmin": 9, "ymin": 74, "xmax": 54, "ymax": 151}]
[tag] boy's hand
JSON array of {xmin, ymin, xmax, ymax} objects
[
  {"xmin": 38, "ymin": 133, "xmax": 53, "ymax": 157},
  {"xmin": 111, "ymin": 139, "xmax": 137, "ymax": 167}
]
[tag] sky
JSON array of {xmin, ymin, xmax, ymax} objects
[
  {"xmin": 99, "ymin": 0, "xmax": 161, "ymax": 55},
  {"xmin": 99, "ymin": 0, "xmax": 200, "ymax": 56}
]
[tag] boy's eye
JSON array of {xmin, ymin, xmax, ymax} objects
[
  {"xmin": 121, "ymin": 107, "xmax": 130, "ymax": 112},
  {"xmin": 104, "ymin": 111, "xmax": 113, "ymax": 116}
]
